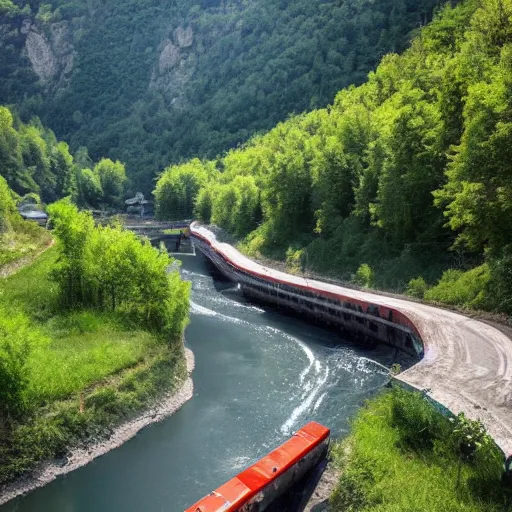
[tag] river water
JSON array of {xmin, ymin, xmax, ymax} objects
[{"xmin": 2, "ymin": 252, "xmax": 395, "ymax": 512}]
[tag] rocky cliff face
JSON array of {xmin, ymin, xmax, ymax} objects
[
  {"xmin": 150, "ymin": 25, "xmax": 196, "ymax": 108},
  {"xmin": 23, "ymin": 20, "xmax": 74, "ymax": 92}
]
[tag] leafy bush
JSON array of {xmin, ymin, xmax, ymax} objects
[
  {"xmin": 425, "ymin": 265, "xmax": 490, "ymax": 308},
  {"xmin": 0, "ymin": 309, "xmax": 48, "ymax": 420},
  {"xmin": 407, "ymin": 276, "xmax": 428, "ymax": 299},
  {"xmin": 354, "ymin": 263, "xmax": 374, "ymax": 288},
  {"xmin": 47, "ymin": 200, "xmax": 190, "ymax": 341},
  {"xmin": 285, "ymin": 247, "xmax": 306, "ymax": 274}
]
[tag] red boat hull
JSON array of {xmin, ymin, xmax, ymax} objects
[{"xmin": 185, "ymin": 422, "xmax": 330, "ymax": 512}]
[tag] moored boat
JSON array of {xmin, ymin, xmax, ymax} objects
[{"xmin": 185, "ymin": 421, "xmax": 330, "ymax": 512}]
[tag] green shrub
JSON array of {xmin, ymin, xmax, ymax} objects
[
  {"xmin": 354, "ymin": 263, "xmax": 374, "ymax": 288},
  {"xmin": 425, "ymin": 265, "xmax": 490, "ymax": 308},
  {"xmin": 17, "ymin": 193, "xmax": 41, "ymax": 208},
  {"xmin": 406, "ymin": 276, "xmax": 428, "ymax": 299},
  {"xmin": 0, "ymin": 309, "xmax": 48, "ymax": 420},
  {"xmin": 47, "ymin": 200, "xmax": 190, "ymax": 341},
  {"xmin": 285, "ymin": 247, "xmax": 307, "ymax": 274}
]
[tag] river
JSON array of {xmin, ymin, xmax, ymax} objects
[{"xmin": 2, "ymin": 251, "xmax": 395, "ymax": 512}]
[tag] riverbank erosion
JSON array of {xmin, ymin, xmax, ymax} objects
[
  {"xmin": 0, "ymin": 349, "xmax": 194, "ymax": 506},
  {"xmin": 191, "ymin": 223, "xmax": 512, "ymax": 456}
]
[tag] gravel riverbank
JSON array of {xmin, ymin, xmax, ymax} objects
[{"xmin": 0, "ymin": 348, "xmax": 195, "ymax": 506}]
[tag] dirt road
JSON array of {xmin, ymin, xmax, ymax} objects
[{"xmin": 193, "ymin": 224, "xmax": 512, "ymax": 456}]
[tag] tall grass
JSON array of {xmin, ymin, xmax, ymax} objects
[
  {"xmin": 330, "ymin": 388, "xmax": 506, "ymax": 512},
  {"xmin": 0, "ymin": 244, "xmax": 188, "ymax": 484},
  {"xmin": 0, "ymin": 247, "xmax": 161, "ymax": 404},
  {"xmin": 27, "ymin": 312, "xmax": 157, "ymax": 403},
  {"xmin": 0, "ymin": 219, "xmax": 51, "ymax": 267},
  {"xmin": 0, "ymin": 345, "xmax": 186, "ymax": 485}
]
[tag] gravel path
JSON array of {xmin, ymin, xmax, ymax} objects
[{"xmin": 193, "ymin": 224, "xmax": 512, "ymax": 456}]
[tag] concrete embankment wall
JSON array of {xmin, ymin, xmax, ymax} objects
[
  {"xmin": 191, "ymin": 223, "xmax": 512, "ymax": 461},
  {"xmin": 190, "ymin": 224, "xmax": 424, "ymax": 359}
]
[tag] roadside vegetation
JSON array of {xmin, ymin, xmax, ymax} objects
[
  {"xmin": 0, "ymin": 201, "xmax": 190, "ymax": 486},
  {"xmin": 329, "ymin": 387, "xmax": 508, "ymax": 511},
  {"xmin": 155, "ymin": 0, "xmax": 512, "ymax": 317},
  {"xmin": 0, "ymin": 175, "xmax": 51, "ymax": 268}
]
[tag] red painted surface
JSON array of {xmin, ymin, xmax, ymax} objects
[
  {"xmin": 184, "ymin": 422, "xmax": 330, "ymax": 512},
  {"xmin": 190, "ymin": 223, "xmax": 422, "ymax": 342}
]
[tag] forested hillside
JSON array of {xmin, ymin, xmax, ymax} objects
[
  {"xmin": 155, "ymin": 0, "xmax": 512, "ymax": 314},
  {"xmin": 0, "ymin": 105, "xmax": 128, "ymax": 207},
  {"xmin": 1, "ymin": 0, "xmax": 444, "ymax": 191}
]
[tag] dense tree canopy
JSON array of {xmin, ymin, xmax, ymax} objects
[
  {"xmin": 0, "ymin": 0, "xmax": 446, "ymax": 191},
  {"xmin": 156, "ymin": 0, "xmax": 512, "ymax": 314},
  {"xmin": 0, "ymin": 174, "xmax": 17, "ymax": 233},
  {"xmin": 48, "ymin": 200, "xmax": 190, "ymax": 340},
  {"xmin": 0, "ymin": 105, "xmax": 129, "ymax": 208},
  {"xmin": 154, "ymin": 159, "xmax": 214, "ymax": 220}
]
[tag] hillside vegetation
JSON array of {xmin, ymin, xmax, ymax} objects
[
  {"xmin": 1, "ymin": 0, "xmax": 445, "ymax": 191},
  {"xmin": 330, "ymin": 387, "xmax": 507, "ymax": 511},
  {"xmin": 0, "ymin": 202, "xmax": 190, "ymax": 485},
  {"xmin": 0, "ymin": 174, "xmax": 50, "ymax": 267},
  {"xmin": 0, "ymin": 105, "xmax": 128, "ymax": 209},
  {"xmin": 156, "ymin": 0, "xmax": 512, "ymax": 315}
]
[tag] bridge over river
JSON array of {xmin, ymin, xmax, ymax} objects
[
  {"xmin": 191, "ymin": 223, "xmax": 512, "ymax": 458},
  {"xmin": 1, "ymin": 241, "xmax": 395, "ymax": 511}
]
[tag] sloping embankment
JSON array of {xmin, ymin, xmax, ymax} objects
[
  {"xmin": 191, "ymin": 223, "xmax": 512, "ymax": 457},
  {"xmin": 0, "ymin": 349, "xmax": 194, "ymax": 506}
]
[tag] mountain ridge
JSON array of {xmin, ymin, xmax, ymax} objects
[{"xmin": 0, "ymin": 0, "xmax": 445, "ymax": 190}]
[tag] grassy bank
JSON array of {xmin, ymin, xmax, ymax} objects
[
  {"xmin": 329, "ymin": 388, "xmax": 508, "ymax": 512},
  {"xmin": 0, "ymin": 217, "xmax": 52, "ymax": 269},
  {"xmin": 0, "ymin": 245, "xmax": 187, "ymax": 486}
]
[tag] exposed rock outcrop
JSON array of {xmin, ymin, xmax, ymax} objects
[
  {"xmin": 174, "ymin": 25, "xmax": 193, "ymax": 48},
  {"xmin": 25, "ymin": 29, "xmax": 57, "ymax": 83},
  {"xmin": 158, "ymin": 40, "xmax": 181, "ymax": 73},
  {"xmin": 25, "ymin": 21, "xmax": 74, "ymax": 90},
  {"xmin": 150, "ymin": 25, "xmax": 196, "ymax": 108}
]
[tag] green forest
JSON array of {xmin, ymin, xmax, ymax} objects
[
  {"xmin": 0, "ymin": 104, "xmax": 128, "ymax": 209},
  {"xmin": 0, "ymin": 0, "xmax": 444, "ymax": 191},
  {"xmin": 155, "ymin": 0, "xmax": 512, "ymax": 315}
]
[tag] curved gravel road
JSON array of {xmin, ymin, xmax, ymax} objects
[{"xmin": 194, "ymin": 224, "xmax": 512, "ymax": 456}]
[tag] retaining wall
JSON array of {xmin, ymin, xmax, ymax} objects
[{"xmin": 191, "ymin": 223, "xmax": 424, "ymax": 359}]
